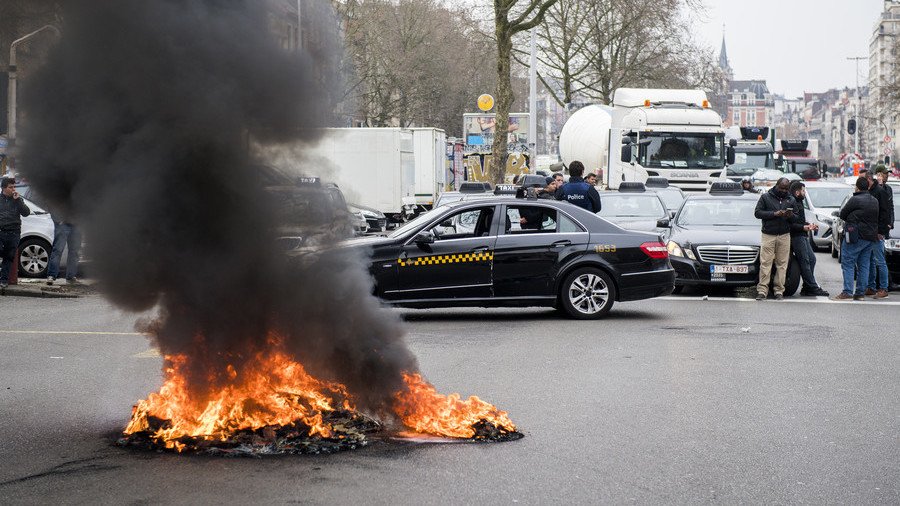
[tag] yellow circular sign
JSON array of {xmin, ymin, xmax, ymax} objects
[{"xmin": 477, "ymin": 94, "xmax": 495, "ymax": 112}]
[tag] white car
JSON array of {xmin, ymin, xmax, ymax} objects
[
  {"xmin": 801, "ymin": 181, "xmax": 853, "ymax": 251},
  {"xmin": 16, "ymin": 198, "xmax": 56, "ymax": 278}
]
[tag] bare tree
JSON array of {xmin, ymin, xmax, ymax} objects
[{"xmin": 490, "ymin": 0, "xmax": 558, "ymax": 183}]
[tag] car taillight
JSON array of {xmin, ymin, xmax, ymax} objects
[{"xmin": 640, "ymin": 241, "xmax": 668, "ymax": 259}]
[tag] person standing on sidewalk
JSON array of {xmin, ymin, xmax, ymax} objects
[
  {"xmin": 833, "ymin": 177, "xmax": 880, "ymax": 300},
  {"xmin": 0, "ymin": 177, "xmax": 31, "ymax": 289},
  {"xmin": 754, "ymin": 177, "xmax": 798, "ymax": 300},
  {"xmin": 46, "ymin": 212, "xmax": 82, "ymax": 285},
  {"xmin": 789, "ymin": 181, "xmax": 829, "ymax": 296},
  {"xmin": 864, "ymin": 167, "xmax": 893, "ymax": 298}
]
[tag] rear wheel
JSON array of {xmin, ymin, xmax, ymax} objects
[
  {"xmin": 18, "ymin": 237, "xmax": 52, "ymax": 278},
  {"xmin": 559, "ymin": 267, "xmax": 616, "ymax": 319}
]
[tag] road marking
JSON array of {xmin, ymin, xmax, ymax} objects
[
  {"xmin": 659, "ymin": 296, "xmax": 900, "ymax": 306},
  {"xmin": 0, "ymin": 330, "xmax": 146, "ymax": 336},
  {"xmin": 132, "ymin": 348, "xmax": 161, "ymax": 358}
]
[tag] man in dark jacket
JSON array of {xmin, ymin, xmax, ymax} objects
[
  {"xmin": 833, "ymin": 176, "xmax": 879, "ymax": 300},
  {"xmin": 754, "ymin": 177, "xmax": 797, "ymax": 300},
  {"xmin": 865, "ymin": 167, "xmax": 892, "ymax": 298},
  {"xmin": 556, "ymin": 161, "xmax": 601, "ymax": 213},
  {"xmin": 0, "ymin": 177, "xmax": 31, "ymax": 288},
  {"xmin": 789, "ymin": 181, "xmax": 829, "ymax": 296}
]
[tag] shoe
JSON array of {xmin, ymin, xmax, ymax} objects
[
  {"xmin": 755, "ymin": 293, "xmax": 766, "ymax": 301},
  {"xmin": 853, "ymin": 294, "xmax": 865, "ymax": 301},
  {"xmin": 809, "ymin": 287, "xmax": 829, "ymax": 297},
  {"xmin": 0, "ymin": 281, "xmax": 7, "ymax": 289},
  {"xmin": 46, "ymin": 276, "xmax": 55, "ymax": 285},
  {"xmin": 831, "ymin": 292, "xmax": 853, "ymax": 300},
  {"xmin": 66, "ymin": 277, "xmax": 78, "ymax": 285},
  {"xmin": 874, "ymin": 289, "xmax": 889, "ymax": 299},
  {"xmin": 774, "ymin": 293, "xmax": 784, "ymax": 300},
  {"xmin": 864, "ymin": 288, "xmax": 876, "ymax": 296}
]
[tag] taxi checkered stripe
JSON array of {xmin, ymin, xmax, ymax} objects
[{"xmin": 398, "ymin": 251, "xmax": 494, "ymax": 267}]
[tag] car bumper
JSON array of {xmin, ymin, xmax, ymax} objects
[
  {"xmin": 617, "ymin": 268, "xmax": 675, "ymax": 301},
  {"xmin": 669, "ymin": 256, "xmax": 759, "ymax": 287}
]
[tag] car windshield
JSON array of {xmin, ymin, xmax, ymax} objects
[
  {"xmin": 655, "ymin": 188, "xmax": 685, "ymax": 210},
  {"xmin": 806, "ymin": 187, "xmax": 851, "ymax": 208},
  {"xmin": 730, "ymin": 152, "xmax": 772, "ymax": 175},
  {"xmin": 638, "ymin": 133, "xmax": 725, "ymax": 169},
  {"xmin": 270, "ymin": 189, "xmax": 339, "ymax": 226},
  {"xmin": 597, "ymin": 194, "xmax": 666, "ymax": 218},
  {"xmin": 676, "ymin": 198, "xmax": 759, "ymax": 226}
]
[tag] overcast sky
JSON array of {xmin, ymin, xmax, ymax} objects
[{"xmin": 694, "ymin": 0, "xmax": 886, "ymax": 98}]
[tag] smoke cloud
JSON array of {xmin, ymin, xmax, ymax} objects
[{"xmin": 19, "ymin": 0, "xmax": 418, "ymax": 415}]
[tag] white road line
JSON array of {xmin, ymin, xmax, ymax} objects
[
  {"xmin": 0, "ymin": 330, "xmax": 146, "ymax": 335},
  {"xmin": 659, "ymin": 296, "xmax": 900, "ymax": 306}
]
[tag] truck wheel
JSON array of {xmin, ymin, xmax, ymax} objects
[
  {"xmin": 18, "ymin": 238, "xmax": 52, "ymax": 278},
  {"xmin": 559, "ymin": 267, "xmax": 615, "ymax": 319}
]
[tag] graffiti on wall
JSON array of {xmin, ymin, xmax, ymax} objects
[{"xmin": 464, "ymin": 152, "xmax": 530, "ymax": 183}]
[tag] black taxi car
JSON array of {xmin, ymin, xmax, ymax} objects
[
  {"xmin": 335, "ymin": 197, "xmax": 675, "ymax": 319},
  {"xmin": 662, "ymin": 182, "xmax": 800, "ymax": 295}
]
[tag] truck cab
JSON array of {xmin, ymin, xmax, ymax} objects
[{"xmin": 713, "ymin": 127, "xmax": 775, "ymax": 185}]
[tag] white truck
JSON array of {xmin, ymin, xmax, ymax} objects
[
  {"xmin": 304, "ymin": 128, "xmax": 418, "ymax": 223},
  {"xmin": 410, "ymin": 127, "xmax": 448, "ymax": 209},
  {"xmin": 558, "ymin": 88, "xmax": 730, "ymax": 191}
]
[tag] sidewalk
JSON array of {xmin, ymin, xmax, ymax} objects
[{"xmin": 0, "ymin": 278, "xmax": 97, "ymax": 298}]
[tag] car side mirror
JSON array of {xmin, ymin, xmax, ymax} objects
[
  {"xmin": 726, "ymin": 146, "xmax": 736, "ymax": 165},
  {"xmin": 414, "ymin": 230, "xmax": 435, "ymax": 244},
  {"xmin": 831, "ymin": 210, "xmax": 839, "ymax": 217},
  {"xmin": 656, "ymin": 218, "xmax": 671, "ymax": 228},
  {"xmin": 440, "ymin": 219, "xmax": 453, "ymax": 227},
  {"xmin": 669, "ymin": 210, "xmax": 677, "ymax": 219}
]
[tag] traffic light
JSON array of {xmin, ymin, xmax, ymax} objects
[
  {"xmin": 848, "ymin": 119, "xmax": 857, "ymax": 135},
  {"xmin": 885, "ymin": 155, "xmax": 892, "ymax": 166}
]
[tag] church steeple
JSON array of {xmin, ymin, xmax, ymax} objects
[{"xmin": 718, "ymin": 30, "xmax": 733, "ymax": 80}]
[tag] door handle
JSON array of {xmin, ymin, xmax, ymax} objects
[
  {"xmin": 550, "ymin": 240, "xmax": 572, "ymax": 248},
  {"xmin": 472, "ymin": 246, "xmax": 490, "ymax": 253}
]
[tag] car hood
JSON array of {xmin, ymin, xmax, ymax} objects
[
  {"xmin": 339, "ymin": 235, "xmax": 397, "ymax": 249},
  {"xmin": 606, "ymin": 217, "xmax": 666, "ymax": 234},
  {"xmin": 668, "ymin": 225, "xmax": 760, "ymax": 247}
]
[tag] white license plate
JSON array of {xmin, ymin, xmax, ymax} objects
[{"xmin": 711, "ymin": 264, "xmax": 749, "ymax": 274}]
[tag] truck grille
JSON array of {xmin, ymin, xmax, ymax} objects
[{"xmin": 695, "ymin": 245, "xmax": 759, "ymax": 264}]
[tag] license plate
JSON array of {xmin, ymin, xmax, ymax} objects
[{"xmin": 711, "ymin": 264, "xmax": 749, "ymax": 274}]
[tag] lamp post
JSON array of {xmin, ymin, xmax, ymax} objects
[{"xmin": 7, "ymin": 24, "xmax": 60, "ymax": 146}]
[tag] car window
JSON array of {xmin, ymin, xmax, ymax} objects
[
  {"xmin": 597, "ymin": 194, "xmax": 666, "ymax": 218},
  {"xmin": 506, "ymin": 205, "xmax": 558, "ymax": 234},
  {"xmin": 806, "ymin": 187, "xmax": 851, "ymax": 208},
  {"xmin": 430, "ymin": 206, "xmax": 495, "ymax": 240},
  {"xmin": 558, "ymin": 213, "xmax": 584, "ymax": 233}
]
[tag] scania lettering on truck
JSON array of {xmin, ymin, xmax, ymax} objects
[{"xmin": 559, "ymin": 88, "xmax": 730, "ymax": 191}]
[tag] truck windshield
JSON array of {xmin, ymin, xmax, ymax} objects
[
  {"xmin": 729, "ymin": 152, "xmax": 772, "ymax": 176},
  {"xmin": 639, "ymin": 133, "xmax": 724, "ymax": 169}
]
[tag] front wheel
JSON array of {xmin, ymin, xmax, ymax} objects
[
  {"xmin": 18, "ymin": 237, "xmax": 52, "ymax": 278},
  {"xmin": 559, "ymin": 267, "xmax": 616, "ymax": 319}
]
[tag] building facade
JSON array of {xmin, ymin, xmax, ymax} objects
[{"xmin": 867, "ymin": 0, "xmax": 900, "ymax": 165}]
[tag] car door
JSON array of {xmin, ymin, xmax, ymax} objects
[
  {"xmin": 492, "ymin": 203, "xmax": 590, "ymax": 298},
  {"xmin": 395, "ymin": 205, "xmax": 497, "ymax": 300}
]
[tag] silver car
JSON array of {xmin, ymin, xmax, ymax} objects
[{"xmin": 801, "ymin": 181, "xmax": 853, "ymax": 251}]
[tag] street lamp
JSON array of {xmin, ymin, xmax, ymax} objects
[{"xmin": 7, "ymin": 24, "xmax": 60, "ymax": 146}]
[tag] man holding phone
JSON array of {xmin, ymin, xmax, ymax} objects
[
  {"xmin": 0, "ymin": 177, "xmax": 31, "ymax": 288},
  {"xmin": 754, "ymin": 177, "xmax": 798, "ymax": 300}
]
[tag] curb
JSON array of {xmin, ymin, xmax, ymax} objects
[{"xmin": 0, "ymin": 286, "xmax": 80, "ymax": 298}]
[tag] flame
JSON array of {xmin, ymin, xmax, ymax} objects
[
  {"xmin": 394, "ymin": 373, "xmax": 516, "ymax": 438},
  {"xmin": 124, "ymin": 344, "xmax": 517, "ymax": 450},
  {"xmin": 124, "ymin": 349, "xmax": 352, "ymax": 450}
]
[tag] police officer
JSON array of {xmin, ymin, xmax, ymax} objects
[{"xmin": 556, "ymin": 161, "xmax": 601, "ymax": 212}]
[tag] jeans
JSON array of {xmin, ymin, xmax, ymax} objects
[
  {"xmin": 0, "ymin": 229, "xmax": 21, "ymax": 283},
  {"xmin": 791, "ymin": 235, "xmax": 819, "ymax": 289},
  {"xmin": 47, "ymin": 222, "xmax": 82, "ymax": 279},
  {"xmin": 867, "ymin": 238, "xmax": 889, "ymax": 290},
  {"xmin": 841, "ymin": 239, "xmax": 874, "ymax": 295},
  {"xmin": 758, "ymin": 233, "xmax": 790, "ymax": 295}
]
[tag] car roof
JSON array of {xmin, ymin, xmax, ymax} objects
[
  {"xmin": 685, "ymin": 192, "xmax": 759, "ymax": 201},
  {"xmin": 802, "ymin": 181, "xmax": 853, "ymax": 188}
]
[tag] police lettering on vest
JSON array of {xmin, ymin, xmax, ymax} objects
[{"xmin": 559, "ymin": 180, "xmax": 594, "ymax": 211}]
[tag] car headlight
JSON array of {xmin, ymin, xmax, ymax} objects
[
  {"xmin": 666, "ymin": 241, "xmax": 695, "ymax": 260},
  {"xmin": 886, "ymin": 238, "xmax": 900, "ymax": 251}
]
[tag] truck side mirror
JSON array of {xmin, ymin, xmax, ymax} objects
[
  {"xmin": 656, "ymin": 218, "xmax": 671, "ymax": 228},
  {"xmin": 729, "ymin": 138, "xmax": 738, "ymax": 147},
  {"xmin": 620, "ymin": 144, "xmax": 632, "ymax": 163},
  {"xmin": 726, "ymin": 146, "xmax": 736, "ymax": 165}
]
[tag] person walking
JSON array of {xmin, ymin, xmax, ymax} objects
[
  {"xmin": 0, "ymin": 177, "xmax": 31, "ymax": 289},
  {"xmin": 46, "ymin": 212, "xmax": 82, "ymax": 285},
  {"xmin": 865, "ymin": 167, "xmax": 893, "ymax": 298},
  {"xmin": 789, "ymin": 181, "xmax": 829, "ymax": 296},
  {"xmin": 754, "ymin": 177, "xmax": 797, "ymax": 300},
  {"xmin": 832, "ymin": 177, "xmax": 879, "ymax": 300},
  {"xmin": 556, "ymin": 161, "xmax": 601, "ymax": 213}
]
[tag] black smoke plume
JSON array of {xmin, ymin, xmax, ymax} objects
[{"xmin": 19, "ymin": 0, "xmax": 418, "ymax": 414}]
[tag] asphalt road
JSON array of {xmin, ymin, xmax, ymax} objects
[{"xmin": 1, "ymin": 252, "xmax": 898, "ymax": 504}]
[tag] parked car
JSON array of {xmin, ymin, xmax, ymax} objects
[
  {"xmin": 596, "ymin": 183, "xmax": 670, "ymax": 235},
  {"xmin": 349, "ymin": 203, "xmax": 387, "ymax": 234},
  {"xmin": 801, "ymin": 181, "xmax": 852, "ymax": 251},
  {"xmin": 16, "ymin": 198, "xmax": 56, "ymax": 278}
]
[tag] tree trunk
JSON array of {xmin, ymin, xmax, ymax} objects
[{"xmin": 491, "ymin": 34, "xmax": 513, "ymax": 184}]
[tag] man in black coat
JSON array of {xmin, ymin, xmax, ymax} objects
[
  {"xmin": 865, "ymin": 167, "xmax": 893, "ymax": 298},
  {"xmin": 0, "ymin": 177, "xmax": 31, "ymax": 289},
  {"xmin": 754, "ymin": 177, "xmax": 798, "ymax": 300},
  {"xmin": 833, "ymin": 176, "xmax": 880, "ymax": 300},
  {"xmin": 789, "ymin": 181, "xmax": 828, "ymax": 296}
]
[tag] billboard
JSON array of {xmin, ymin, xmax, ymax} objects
[{"xmin": 463, "ymin": 113, "xmax": 529, "ymax": 153}]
